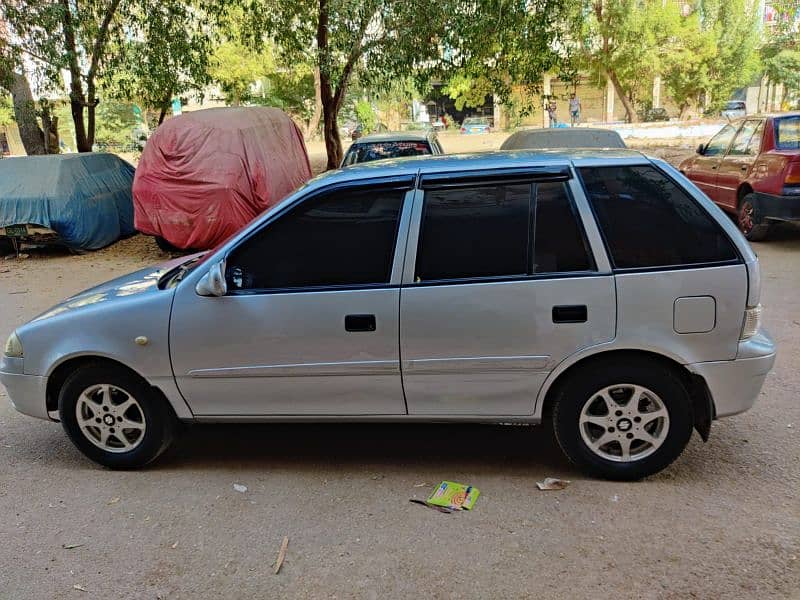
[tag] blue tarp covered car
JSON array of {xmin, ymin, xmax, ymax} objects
[{"xmin": 0, "ymin": 153, "xmax": 135, "ymax": 251}]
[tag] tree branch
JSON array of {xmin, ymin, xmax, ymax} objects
[{"xmin": 88, "ymin": 0, "xmax": 122, "ymax": 80}]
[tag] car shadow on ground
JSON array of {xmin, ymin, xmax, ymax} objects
[
  {"xmin": 760, "ymin": 221, "xmax": 800, "ymax": 248},
  {"xmin": 154, "ymin": 421, "xmax": 577, "ymax": 477}
]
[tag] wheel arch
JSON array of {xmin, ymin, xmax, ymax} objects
[
  {"xmin": 737, "ymin": 182, "xmax": 754, "ymax": 205},
  {"xmin": 45, "ymin": 355, "xmax": 179, "ymax": 421},
  {"xmin": 538, "ymin": 349, "xmax": 714, "ymax": 441}
]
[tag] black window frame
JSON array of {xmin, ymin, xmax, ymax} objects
[
  {"xmin": 223, "ymin": 175, "xmax": 415, "ymax": 295},
  {"xmin": 410, "ymin": 169, "xmax": 598, "ymax": 287},
  {"xmin": 576, "ymin": 163, "xmax": 743, "ymax": 274}
]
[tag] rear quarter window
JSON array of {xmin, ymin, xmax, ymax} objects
[{"xmin": 579, "ymin": 165, "xmax": 738, "ymax": 269}]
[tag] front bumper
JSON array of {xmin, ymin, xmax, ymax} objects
[
  {"xmin": 688, "ymin": 330, "xmax": 776, "ymax": 418},
  {"xmin": 0, "ymin": 369, "xmax": 48, "ymax": 420},
  {"xmin": 752, "ymin": 192, "xmax": 800, "ymax": 223}
]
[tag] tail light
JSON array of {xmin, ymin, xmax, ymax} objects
[
  {"xmin": 740, "ymin": 304, "xmax": 762, "ymax": 340},
  {"xmin": 460, "ymin": 127, "xmax": 466, "ymax": 133},
  {"xmin": 785, "ymin": 162, "xmax": 800, "ymax": 185}
]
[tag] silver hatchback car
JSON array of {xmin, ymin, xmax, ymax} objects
[{"xmin": 1, "ymin": 150, "xmax": 775, "ymax": 480}]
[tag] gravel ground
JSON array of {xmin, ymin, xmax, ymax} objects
[{"xmin": 0, "ymin": 140, "xmax": 798, "ymax": 599}]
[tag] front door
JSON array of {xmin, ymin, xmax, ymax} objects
[
  {"xmin": 399, "ymin": 173, "xmax": 615, "ymax": 416},
  {"xmin": 716, "ymin": 119, "xmax": 764, "ymax": 210},
  {"xmin": 686, "ymin": 123, "xmax": 738, "ymax": 202},
  {"xmin": 170, "ymin": 182, "xmax": 413, "ymax": 416}
]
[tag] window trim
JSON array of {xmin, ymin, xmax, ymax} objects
[
  {"xmin": 405, "ymin": 177, "xmax": 597, "ymax": 287},
  {"xmin": 419, "ymin": 166, "xmax": 571, "ymax": 189},
  {"xmin": 223, "ymin": 177, "xmax": 416, "ymax": 295},
  {"xmin": 576, "ymin": 163, "xmax": 744, "ymax": 274}
]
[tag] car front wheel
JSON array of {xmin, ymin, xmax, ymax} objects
[
  {"xmin": 552, "ymin": 358, "xmax": 694, "ymax": 480},
  {"xmin": 58, "ymin": 363, "xmax": 176, "ymax": 468}
]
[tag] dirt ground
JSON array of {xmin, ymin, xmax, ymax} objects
[{"xmin": 0, "ymin": 136, "xmax": 798, "ymax": 599}]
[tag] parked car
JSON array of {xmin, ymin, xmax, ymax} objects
[
  {"xmin": 1, "ymin": 150, "xmax": 774, "ymax": 479},
  {"xmin": 133, "ymin": 107, "xmax": 312, "ymax": 251},
  {"xmin": 341, "ymin": 131, "xmax": 444, "ymax": 167},
  {"xmin": 679, "ymin": 113, "xmax": 800, "ymax": 240},
  {"xmin": 721, "ymin": 100, "xmax": 747, "ymax": 120},
  {"xmin": 351, "ymin": 122, "xmax": 388, "ymax": 141},
  {"xmin": 0, "ymin": 153, "xmax": 135, "ymax": 254},
  {"xmin": 501, "ymin": 128, "xmax": 626, "ymax": 150},
  {"xmin": 638, "ymin": 106, "xmax": 670, "ymax": 122},
  {"xmin": 461, "ymin": 117, "xmax": 492, "ymax": 134}
]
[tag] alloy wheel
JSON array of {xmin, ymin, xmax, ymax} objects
[
  {"xmin": 75, "ymin": 384, "xmax": 146, "ymax": 453},
  {"xmin": 579, "ymin": 384, "xmax": 670, "ymax": 462}
]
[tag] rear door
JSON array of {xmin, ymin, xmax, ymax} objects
[
  {"xmin": 399, "ymin": 168, "xmax": 615, "ymax": 416},
  {"xmin": 716, "ymin": 119, "xmax": 764, "ymax": 210},
  {"xmin": 686, "ymin": 124, "xmax": 738, "ymax": 202}
]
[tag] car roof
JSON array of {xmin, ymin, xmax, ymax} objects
[
  {"xmin": 309, "ymin": 149, "xmax": 648, "ymax": 190},
  {"xmin": 729, "ymin": 112, "xmax": 800, "ymax": 120},
  {"xmin": 352, "ymin": 131, "xmax": 432, "ymax": 144},
  {"xmin": 500, "ymin": 128, "xmax": 626, "ymax": 150}
]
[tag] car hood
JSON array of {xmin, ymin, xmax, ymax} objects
[{"xmin": 31, "ymin": 253, "xmax": 201, "ymax": 323}]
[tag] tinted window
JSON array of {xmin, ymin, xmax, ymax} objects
[
  {"xmin": 579, "ymin": 165, "xmax": 738, "ymax": 269},
  {"xmin": 533, "ymin": 183, "xmax": 593, "ymax": 273},
  {"xmin": 343, "ymin": 141, "xmax": 431, "ymax": 166},
  {"xmin": 728, "ymin": 120, "xmax": 762, "ymax": 156},
  {"xmin": 775, "ymin": 117, "xmax": 800, "ymax": 150},
  {"xmin": 704, "ymin": 124, "xmax": 736, "ymax": 156},
  {"xmin": 415, "ymin": 182, "xmax": 592, "ymax": 281},
  {"xmin": 226, "ymin": 187, "xmax": 404, "ymax": 290}
]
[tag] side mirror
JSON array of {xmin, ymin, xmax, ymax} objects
[
  {"xmin": 195, "ymin": 259, "xmax": 227, "ymax": 297},
  {"xmin": 696, "ymin": 143, "xmax": 705, "ymax": 155}
]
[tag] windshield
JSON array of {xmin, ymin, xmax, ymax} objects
[
  {"xmin": 463, "ymin": 118, "xmax": 488, "ymax": 125},
  {"xmin": 775, "ymin": 117, "xmax": 800, "ymax": 150},
  {"xmin": 724, "ymin": 102, "xmax": 745, "ymax": 110},
  {"xmin": 343, "ymin": 141, "xmax": 431, "ymax": 165}
]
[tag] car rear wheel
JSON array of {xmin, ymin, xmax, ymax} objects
[
  {"xmin": 552, "ymin": 358, "xmax": 694, "ymax": 480},
  {"xmin": 738, "ymin": 194, "xmax": 771, "ymax": 242},
  {"xmin": 58, "ymin": 363, "xmax": 176, "ymax": 468}
]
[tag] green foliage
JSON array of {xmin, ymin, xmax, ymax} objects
[
  {"xmin": 443, "ymin": 74, "xmax": 493, "ymax": 111},
  {"xmin": 698, "ymin": 0, "xmax": 762, "ymax": 110},
  {"xmin": 760, "ymin": 0, "xmax": 800, "ymax": 99},
  {"xmin": 354, "ymin": 99, "xmax": 376, "ymax": 130},
  {"xmin": 208, "ymin": 41, "xmax": 272, "ymax": 105},
  {"xmin": 93, "ymin": 101, "xmax": 138, "ymax": 146},
  {"xmin": 0, "ymin": 94, "xmax": 13, "ymax": 126},
  {"xmin": 105, "ymin": 1, "xmax": 213, "ymax": 114},
  {"xmin": 253, "ymin": 67, "xmax": 316, "ymax": 120}
]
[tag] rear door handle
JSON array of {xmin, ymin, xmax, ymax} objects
[
  {"xmin": 552, "ymin": 305, "xmax": 587, "ymax": 323},
  {"xmin": 345, "ymin": 314, "xmax": 376, "ymax": 332}
]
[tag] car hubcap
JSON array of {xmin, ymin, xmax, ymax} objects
[
  {"xmin": 75, "ymin": 384, "xmax": 146, "ymax": 453},
  {"xmin": 579, "ymin": 384, "xmax": 670, "ymax": 462},
  {"xmin": 739, "ymin": 202, "xmax": 754, "ymax": 234}
]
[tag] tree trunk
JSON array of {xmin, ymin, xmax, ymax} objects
[
  {"xmin": 7, "ymin": 71, "xmax": 46, "ymax": 155},
  {"xmin": 321, "ymin": 81, "xmax": 343, "ymax": 169},
  {"xmin": 306, "ymin": 67, "xmax": 323, "ymax": 139},
  {"xmin": 607, "ymin": 69, "xmax": 638, "ymax": 123}
]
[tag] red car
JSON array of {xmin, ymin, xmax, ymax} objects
[{"xmin": 679, "ymin": 113, "xmax": 800, "ymax": 241}]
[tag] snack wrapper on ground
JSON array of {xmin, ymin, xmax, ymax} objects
[{"xmin": 427, "ymin": 481, "xmax": 480, "ymax": 510}]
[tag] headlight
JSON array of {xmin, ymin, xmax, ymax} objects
[{"xmin": 3, "ymin": 331, "xmax": 23, "ymax": 358}]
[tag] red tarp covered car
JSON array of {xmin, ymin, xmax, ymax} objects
[{"xmin": 133, "ymin": 107, "xmax": 312, "ymax": 250}]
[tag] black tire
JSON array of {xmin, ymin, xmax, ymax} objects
[
  {"xmin": 0, "ymin": 237, "xmax": 13, "ymax": 256},
  {"xmin": 58, "ymin": 363, "xmax": 176, "ymax": 468},
  {"xmin": 155, "ymin": 235, "xmax": 181, "ymax": 253},
  {"xmin": 552, "ymin": 357, "xmax": 694, "ymax": 481},
  {"xmin": 738, "ymin": 194, "xmax": 771, "ymax": 242}
]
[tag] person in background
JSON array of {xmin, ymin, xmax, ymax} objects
[
  {"xmin": 569, "ymin": 93, "xmax": 582, "ymax": 127},
  {"xmin": 547, "ymin": 100, "xmax": 558, "ymax": 128}
]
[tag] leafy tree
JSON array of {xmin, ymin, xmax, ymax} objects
[
  {"xmin": 208, "ymin": 41, "xmax": 272, "ymax": 106},
  {"xmin": 2, "ymin": 0, "xmax": 129, "ymax": 151},
  {"xmin": 0, "ymin": 93, "xmax": 12, "ymax": 125},
  {"xmin": 760, "ymin": 0, "xmax": 800, "ymax": 106},
  {"xmin": 105, "ymin": 1, "xmax": 213, "ymax": 124},
  {"xmin": 698, "ymin": 0, "xmax": 761, "ymax": 110},
  {"xmin": 354, "ymin": 98, "xmax": 376, "ymax": 130}
]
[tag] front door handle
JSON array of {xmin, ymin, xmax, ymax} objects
[
  {"xmin": 553, "ymin": 305, "xmax": 587, "ymax": 323},
  {"xmin": 345, "ymin": 314, "xmax": 376, "ymax": 332}
]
